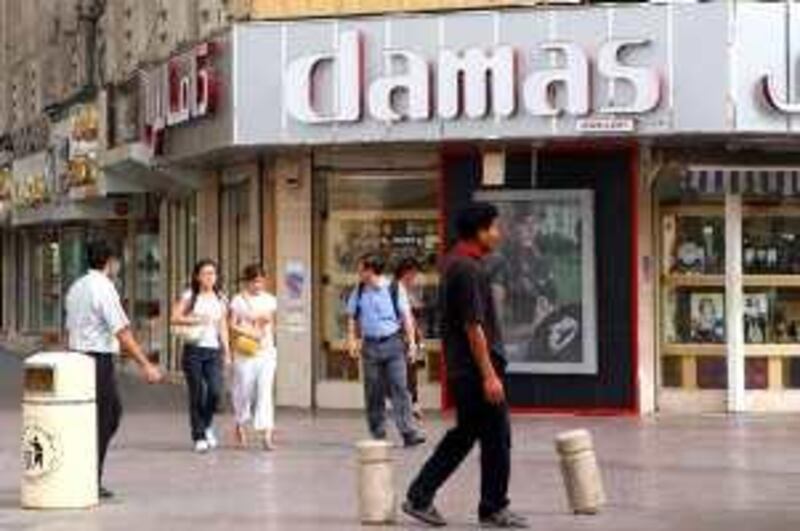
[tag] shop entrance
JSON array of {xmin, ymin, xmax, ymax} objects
[{"xmin": 312, "ymin": 149, "xmax": 443, "ymax": 410}]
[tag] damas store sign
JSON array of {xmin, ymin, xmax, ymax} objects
[
  {"xmin": 233, "ymin": 5, "xmax": 736, "ymax": 144},
  {"xmin": 284, "ymin": 31, "xmax": 661, "ymax": 124}
]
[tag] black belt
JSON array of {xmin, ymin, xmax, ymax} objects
[{"xmin": 363, "ymin": 332, "xmax": 401, "ymax": 344}]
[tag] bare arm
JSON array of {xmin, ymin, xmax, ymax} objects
[
  {"xmin": 171, "ymin": 297, "xmax": 202, "ymax": 326},
  {"xmin": 466, "ymin": 323, "xmax": 496, "ymax": 381},
  {"xmin": 116, "ymin": 327, "xmax": 161, "ymax": 383},
  {"xmin": 347, "ymin": 317, "xmax": 361, "ymax": 359},
  {"xmin": 466, "ymin": 323, "xmax": 504, "ymax": 404},
  {"xmin": 228, "ymin": 310, "xmax": 262, "ymax": 339},
  {"xmin": 219, "ymin": 308, "xmax": 232, "ymax": 364},
  {"xmin": 402, "ymin": 312, "xmax": 418, "ymax": 358}
]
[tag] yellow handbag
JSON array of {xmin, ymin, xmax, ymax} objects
[
  {"xmin": 233, "ymin": 334, "xmax": 260, "ymax": 357},
  {"xmin": 233, "ymin": 294, "xmax": 262, "ymax": 357}
]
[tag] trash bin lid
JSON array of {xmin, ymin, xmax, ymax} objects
[{"xmin": 23, "ymin": 352, "xmax": 96, "ymax": 403}]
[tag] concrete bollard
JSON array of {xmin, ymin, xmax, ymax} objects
[
  {"xmin": 356, "ymin": 440, "xmax": 396, "ymax": 524},
  {"xmin": 555, "ymin": 429, "xmax": 606, "ymax": 515}
]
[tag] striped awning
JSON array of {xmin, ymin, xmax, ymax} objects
[{"xmin": 681, "ymin": 166, "xmax": 800, "ymax": 196}]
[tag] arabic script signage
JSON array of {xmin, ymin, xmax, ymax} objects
[{"xmin": 142, "ymin": 41, "xmax": 220, "ymax": 155}]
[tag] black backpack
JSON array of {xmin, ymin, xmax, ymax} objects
[{"xmin": 353, "ymin": 280, "xmax": 401, "ymax": 323}]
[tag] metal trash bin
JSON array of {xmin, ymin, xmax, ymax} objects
[
  {"xmin": 356, "ymin": 440, "xmax": 396, "ymax": 524},
  {"xmin": 21, "ymin": 352, "xmax": 98, "ymax": 509}
]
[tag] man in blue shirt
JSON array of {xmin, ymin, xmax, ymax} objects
[{"xmin": 346, "ymin": 253, "xmax": 426, "ymax": 447}]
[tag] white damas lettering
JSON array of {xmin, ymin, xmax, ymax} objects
[
  {"xmin": 368, "ymin": 51, "xmax": 431, "ymax": 122},
  {"xmin": 284, "ymin": 31, "xmax": 362, "ymax": 123},
  {"xmin": 597, "ymin": 39, "xmax": 660, "ymax": 114},
  {"xmin": 438, "ymin": 46, "xmax": 516, "ymax": 119},
  {"xmin": 283, "ymin": 30, "xmax": 662, "ymax": 124},
  {"xmin": 523, "ymin": 42, "xmax": 589, "ymax": 117}
]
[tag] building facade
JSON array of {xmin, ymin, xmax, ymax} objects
[{"xmin": 4, "ymin": 1, "xmax": 800, "ymax": 415}]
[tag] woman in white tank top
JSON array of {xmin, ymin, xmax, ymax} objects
[{"xmin": 170, "ymin": 259, "xmax": 230, "ymax": 453}]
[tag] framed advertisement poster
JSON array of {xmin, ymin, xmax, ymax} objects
[{"xmin": 475, "ymin": 189, "xmax": 597, "ymax": 375}]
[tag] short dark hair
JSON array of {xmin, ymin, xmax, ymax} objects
[
  {"xmin": 241, "ymin": 264, "xmax": 266, "ymax": 282},
  {"xmin": 359, "ymin": 253, "xmax": 385, "ymax": 275},
  {"xmin": 394, "ymin": 256, "xmax": 421, "ymax": 279},
  {"xmin": 456, "ymin": 202, "xmax": 499, "ymax": 241},
  {"xmin": 87, "ymin": 240, "xmax": 115, "ymax": 270}
]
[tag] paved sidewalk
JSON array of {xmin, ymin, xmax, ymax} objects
[{"xmin": 3, "ymin": 351, "xmax": 800, "ymax": 530}]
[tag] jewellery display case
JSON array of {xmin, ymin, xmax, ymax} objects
[{"xmin": 660, "ymin": 204, "xmax": 800, "ymax": 396}]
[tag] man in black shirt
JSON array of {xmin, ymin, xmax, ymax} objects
[{"xmin": 403, "ymin": 203, "xmax": 528, "ymax": 529}]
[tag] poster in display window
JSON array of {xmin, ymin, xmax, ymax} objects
[{"xmin": 475, "ymin": 189, "xmax": 598, "ymax": 375}]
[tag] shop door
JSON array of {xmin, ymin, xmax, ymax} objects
[{"xmin": 315, "ymin": 168, "xmax": 443, "ymax": 408}]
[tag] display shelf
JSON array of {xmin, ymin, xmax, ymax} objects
[
  {"xmin": 744, "ymin": 344, "xmax": 800, "ymax": 357},
  {"xmin": 743, "ymin": 204, "xmax": 800, "ymax": 218},
  {"xmin": 663, "ymin": 273, "xmax": 725, "ymax": 287},
  {"xmin": 663, "ymin": 274, "xmax": 800, "ymax": 288},
  {"xmin": 660, "ymin": 204, "xmax": 724, "ymax": 217},
  {"xmin": 662, "ymin": 343, "xmax": 800, "ymax": 357},
  {"xmin": 661, "ymin": 343, "xmax": 726, "ymax": 357},
  {"xmin": 743, "ymin": 275, "xmax": 800, "ymax": 288}
]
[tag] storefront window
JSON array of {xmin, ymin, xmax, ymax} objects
[
  {"xmin": 741, "ymin": 209, "xmax": 800, "ymax": 395},
  {"xmin": 658, "ymin": 181, "xmax": 728, "ymax": 397},
  {"xmin": 663, "ymin": 215, "xmax": 725, "ymax": 276},
  {"xmin": 134, "ymin": 220, "xmax": 162, "ymax": 359},
  {"xmin": 15, "ymin": 222, "xmax": 132, "ymax": 340},
  {"xmin": 221, "ymin": 178, "xmax": 260, "ymax": 296},
  {"xmin": 166, "ymin": 196, "xmax": 198, "ymax": 371},
  {"xmin": 660, "ymin": 169, "xmax": 800, "ymax": 404},
  {"xmin": 320, "ymin": 172, "xmax": 441, "ymax": 382},
  {"xmin": 661, "ymin": 213, "xmax": 727, "ymax": 345},
  {"xmin": 61, "ymin": 228, "xmax": 88, "ymax": 294},
  {"xmin": 30, "ymin": 230, "xmax": 62, "ymax": 332},
  {"xmin": 743, "ymin": 216, "xmax": 800, "ymax": 275}
]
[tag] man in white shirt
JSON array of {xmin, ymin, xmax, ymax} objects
[{"xmin": 65, "ymin": 241, "xmax": 162, "ymax": 500}]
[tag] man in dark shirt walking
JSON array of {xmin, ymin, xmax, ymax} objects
[{"xmin": 403, "ymin": 203, "xmax": 528, "ymax": 529}]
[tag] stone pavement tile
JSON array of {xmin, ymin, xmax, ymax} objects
[{"xmin": 4, "ymin": 352, "xmax": 800, "ymax": 530}]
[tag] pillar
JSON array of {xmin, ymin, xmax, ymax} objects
[
  {"xmin": 273, "ymin": 152, "xmax": 313, "ymax": 408},
  {"xmin": 725, "ymin": 192, "xmax": 745, "ymax": 412}
]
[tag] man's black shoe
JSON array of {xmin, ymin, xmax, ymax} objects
[
  {"xmin": 479, "ymin": 508, "xmax": 529, "ymax": 528},
  {"xmin": 402, "ymin": 499, "xmax": 447, "ymax": 527},
  {"xmin": 99, "ymin": 486, "xmax": 115, "ymax": 500},
  {"xmin": 403, "ymin": 431, "xmax": 426, "ymax": 448}
]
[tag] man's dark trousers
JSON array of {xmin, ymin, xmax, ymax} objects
[
  {"xmin": 88, "ymin": 352, "xmax": 123, "ymax": 485},
  {"xmin": 407, "ymin": 367, "xmax": 511, "ymax": 518}
]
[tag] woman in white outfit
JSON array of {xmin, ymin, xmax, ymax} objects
[{"xmin": 229, "ymin": 264, "xmax": 278, "ymax": 450}]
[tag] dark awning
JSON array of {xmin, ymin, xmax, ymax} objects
[{"xmin": 682, "ymin": 165, "xmax": 800, "ymax": 196}]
